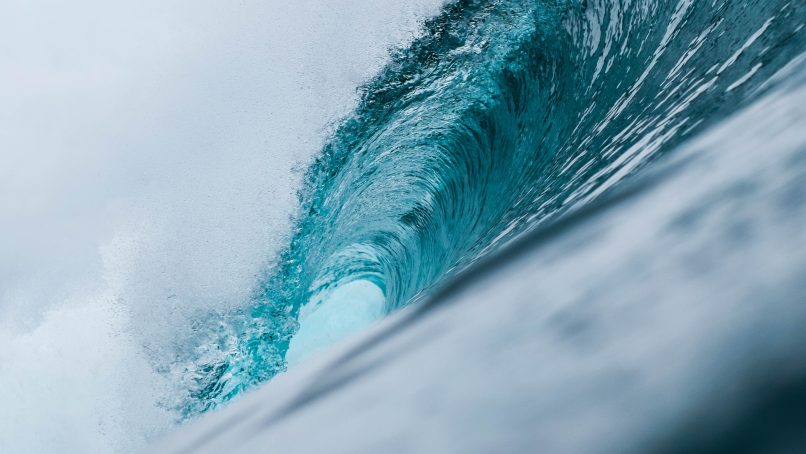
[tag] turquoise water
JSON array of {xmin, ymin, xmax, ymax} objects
[{"xmin": 178, "ymin": 0, "xmax": 806, "ymax": 417}]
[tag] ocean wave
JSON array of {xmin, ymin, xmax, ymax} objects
[{"xmin": 179, "ymin": 0, "xmax": 806, "ymax": 417}]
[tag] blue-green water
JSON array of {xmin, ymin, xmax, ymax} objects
[{"xmin": 178, "ymin": 0, "xmax": 806, "ymax": 417}]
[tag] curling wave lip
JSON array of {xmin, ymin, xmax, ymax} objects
[{"xmin": 177, "ymin": 0, "xmax": 806, "ymax": 420}]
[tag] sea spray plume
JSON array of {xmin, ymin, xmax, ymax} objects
[
  {"xmin": 178, "ymin": 0, "xmax": 805, "ymax": 417},
  {"xmin": 179, "ymin": 0, "xmax": 569, "ymax": 416}
]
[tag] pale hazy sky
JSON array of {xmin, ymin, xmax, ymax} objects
[{"xmin": 0, "ymin": 1, "xmax": 442, "ymax": 452}]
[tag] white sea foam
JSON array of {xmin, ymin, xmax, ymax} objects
[{"xmin": 0, "ymin": 1, "xmax": 442, "ymax": 451}]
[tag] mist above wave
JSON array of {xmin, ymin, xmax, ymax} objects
[{"xmin": 0, "ymin": 1, "xmax": 443, "ymax": 452}]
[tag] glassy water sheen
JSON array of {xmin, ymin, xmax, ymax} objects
[{"xmin": 176, "ymin": 0, "xmax": 806, "ymax": 418}]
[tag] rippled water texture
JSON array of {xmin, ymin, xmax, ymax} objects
[{"xmin": 178, "ymin": 0, "xmax": 806, "ymax": 416}]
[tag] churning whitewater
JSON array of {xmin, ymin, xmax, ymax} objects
[
  {"xmin": 174, "ymin": 0, "xmax": 806, "ymax": 419},
  {"xmin": 2, "ymin": 0, "xmax": 806, "ymax": 451}
]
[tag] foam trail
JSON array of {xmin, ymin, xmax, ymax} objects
[{"xmin": 0, "ymin": 1, "xmax": 443, "ymax": 451}]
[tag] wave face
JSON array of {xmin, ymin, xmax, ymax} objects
[{"xmin": 180, "ymin": 0, "xmax": 806, "ymax": 416}]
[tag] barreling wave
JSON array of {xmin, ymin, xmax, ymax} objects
[{"xmin": 176, "ymin": 0, "xmax": 805, "ymax": 417}]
